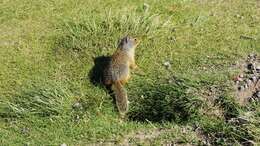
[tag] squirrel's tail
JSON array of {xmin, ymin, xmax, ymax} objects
[{"xmin": 112, "ymin": 81, "xmax": 128, "ymax": 118}]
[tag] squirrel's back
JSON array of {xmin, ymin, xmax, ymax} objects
[{"xmin": 103, "ymin": 36, "xmax": 139, "ymax": 118}]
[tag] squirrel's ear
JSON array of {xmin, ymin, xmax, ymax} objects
[{"xmin": 125, "ymin": 35, "xmax": 131, "ymax": 43}]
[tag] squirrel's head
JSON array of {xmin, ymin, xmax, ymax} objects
[{"xmin": 118, "ymin": 36, "xmax": 140, "ymax": 51}]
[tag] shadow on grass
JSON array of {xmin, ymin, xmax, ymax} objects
[
  {"xmin": 89, "ymin": 56, "xmax": 111, "ymax": 86},
  {"xmin": 88, "ymin": 55, "xmax": 115, "ymax": 98},
  {"xmin": 128, "ymin": 78, "xmax": 202, "ymax": 123},
  {"xmin": 88, "ymin": 56, "xmax": 119, "ymax": 112}
]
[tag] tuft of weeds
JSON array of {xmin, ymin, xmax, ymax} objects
[
  {"xmin": 128, "ymin": 77, "xmax": 202, "ymax": 123},
  {"xmin": 0, "ymin": 83, "xmax": 71, "ymax": 118}
]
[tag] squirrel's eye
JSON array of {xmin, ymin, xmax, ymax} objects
[{"xmin": 134, "ymin": 38, "xmax": 137, "ymax": 41}]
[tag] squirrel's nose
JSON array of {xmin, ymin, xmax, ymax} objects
[{"xmin": 134, "ymin": 38, "xmax": 140, "ymax": 45}]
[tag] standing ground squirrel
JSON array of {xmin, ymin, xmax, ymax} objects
[{"xmin": 103, "ymin": 36, "xmax": 140, "ymax": 118}]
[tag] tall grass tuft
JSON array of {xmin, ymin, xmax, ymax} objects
[
  {"xmin": 54, "ymin": 10, "xmax": 173, "ymax": 55},
  {"xmin": 0, "ymin": 84, "xmax": 71, "ymax": 118}
]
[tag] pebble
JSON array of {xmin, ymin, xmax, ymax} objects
[
  {"xmin": 72, "ymin": 102, "xmax": 82, "ymax": 110},
  {"xmin": 60, "ymin": 144, "xmax": 67, "ymax": 146},
  {"xmin": 248, "ymin": 54, "xmax": 257, "ymax": 59},
  {"xmin": 247, "ymin": 63, "xmax": 255, "ymax": 71},
  {"xmin": 238, "ymin": 86, "xmax": 244, "ymax": 91},
  {"xmin": 250, "ymin": 76, "xmax": 257, "ymax": 83},
  {"xmin": 239, "ymin": 74, "xmax": 244, "ymax": 78},
  {"xmin": 21, "ymin": 127, "xmax": 29, "ymax": 134},
  {"xmin": 246, "ymin": 79, "xmax": 252, "ymax": 86},
  {"xmin": 163, "ymin": 61, "xmax": 171, "ymax": 69},
  {"xmin": 228, "ymin": 118, "xmax": 238, "ymax": 124},
  {"xmin": 248, "ymin": 97, "xmax": 253, "ymax": 102},
  {"xmin": 255, "ymin": 91, "xmax": 260, "ymax": 98},
  {"xmin": 256, "ymin": 66, "xmax": 260, "ymax": 73},
  {"xmin": 237, "ymin": 117, "xmax": 249, "ymax": 124},
  {"xmin": 73, "ymin": 102, "xmax": 80, "ymax": 107},
  {"xmin": 168, "ymin": 79, "xmax": 173, "ymax": 84},
  {"xmin": 228, "ymin": 117, "xmax": 249, "ymax": 125}
]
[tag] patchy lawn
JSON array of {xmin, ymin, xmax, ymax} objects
[{"xmin": 0, "ymin": 0, "xmax": 259, "ymax": 145}]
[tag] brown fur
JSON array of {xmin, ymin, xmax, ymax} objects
[{"xmin": 103, "ymin": 36, "xmax": 140, "ymax": 118}]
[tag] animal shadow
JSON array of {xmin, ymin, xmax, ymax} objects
[
  {"xmin": 89, "ymin": 56, "xmax": 114, "ymax": 97},
  {"xmin": 89, "ymin": 56, "xmax": 111, "ymax": 86}
]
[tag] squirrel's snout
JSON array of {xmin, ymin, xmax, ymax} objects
[{"xmin": 134, "ymin": 38, "xmax": 140, "ymax": 45}]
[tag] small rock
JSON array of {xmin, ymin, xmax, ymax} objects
[
  {"xmin": 255, "ymin": 91, "xmax": 260, "ymax": 98},
  {"xmin": 228, "ymin": 118, "xmax": 239, "ymax": 124},
  {"xmin": 247, "ymin": 63, "xmax": 255, "ymax": 71},
  {"xmin": 237, "ymin": 117, "xmax": 250, "ymax": 124},
  {"xmin": 246, "ymin": 79, "xmax": 252, "ymax": 86},
  {"xmin": 60, "ymin": 143, "xmax": 67, "ymax": 146},
  {"xmin": 248, "ymin": 97, "xmax": 255, "ymax": 103},
  {"xmin": 229, "ymin": 117, "xmax": 249, "ymax": 125},
  {"xmin": 238, "ymin": 86, "xmax": 244, "ymax": 91},
  {"xmin": 248, "ymin": 53, "xmax": 257, "ymax": 59},
  {"xmin": 239, "ymin": 74, "xmax": 244, "ymax": 78},
  {"xmin": 21, "ymin": 127, "xmax": 29, "ymax": 134},
  {"xmin": 163, "ymin": 61, "xmax": 171, "ymax": 69},
  {"xmin": 256, "ymin": 66, "xmax": 260, "ymax": 73},
  {"xmin": 72, "ymin": 102, "xmax": 83, "ymax": 110},
  {"xmin": 73, "ymin": 102, "xmax": 81, "ymax": 108},
  {"xmin": 168, "ymin": 79, "xmax": 173, "ymax": 84},
  {"xmin": 181, "ymin": 127, "xmax": 187, "ymax": 134},
  {"xmin": 75, "ymin": 115, "xmax": 80, "ymax": 120},
  {"xmin": 250, "ymin": 76, "xmax": 257, "ymax": 83}
]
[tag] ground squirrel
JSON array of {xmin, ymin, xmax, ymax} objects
[{"xmin": 103, "ymin": 36, "xmax": 140, "ymax": 118}]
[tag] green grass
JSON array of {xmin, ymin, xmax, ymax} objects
[{"xmin": 0, "ymin": 0, "xmax": 260, "ymax": 145}]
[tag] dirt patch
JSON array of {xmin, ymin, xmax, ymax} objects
[
  {"xmin": 86, "ymin": 127, "xmax": 198, "ymax": 146},
  {"xmin": 233, "ymin": 54, "xmax": 260, "ymax": 105},
  {"xmin": 199, "ymin": 85, "xmax": 225, "ymax": 119},
  {"xmin": 120, "ymin": 127, "xmax": 197, "ymax": 146}
]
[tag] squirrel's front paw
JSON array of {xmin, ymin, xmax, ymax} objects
[{"xmin": 131, "ymin": 64, "xmax": 138, "ymax": 70}]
